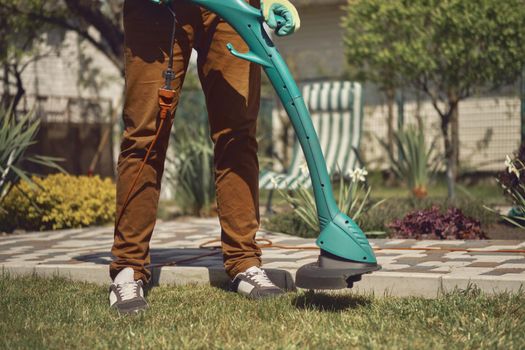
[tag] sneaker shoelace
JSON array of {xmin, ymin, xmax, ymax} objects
[
  {"xmin": 246, "ymin": 268, "xmax": 275, "ymax": 288},
  {"xmin": 116, "ymin": 281, "xmax": 139, "ymax": 301}
]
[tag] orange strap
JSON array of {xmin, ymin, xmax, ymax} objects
[{"xmin": 115, "ymin": 87, "xmax": 177, "ymax": 231}]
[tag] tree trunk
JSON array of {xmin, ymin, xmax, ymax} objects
[
  {"xmin": 383, "ymin": 88, "xmax": 397, "ymax": 184},
  {"xmin": 441, "ymin": 96, "xmax": 459, "ymax": 200},
  {"xmin": 415, "ymin": 89, "xmax": 424, "ymax": 131},
  {"xmin": 451, "ymin": 100, "xmax": 460, "ymax": 175},
  {"xmin": 386, "ymin": 89, "xmax": 395, "ymax": 152},
  {"xmin": 2, "ymin": 64, "xmax": 9, "ymax": 109},
  {"xmin": 12, "ymin": 66, "xmax": 25, "ymax": 113}
]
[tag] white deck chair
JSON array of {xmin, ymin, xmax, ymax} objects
[{"xmin": 259, "ymin": 81, "xmax": 364, "ymax": 192}]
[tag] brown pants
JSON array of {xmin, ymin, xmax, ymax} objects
[{"xmin": 110, "ymin": 0, "xmax": 262, "ymax": 282}]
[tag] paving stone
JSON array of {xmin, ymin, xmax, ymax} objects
[
  {"xmin": 354, "ymin": 272, "xmax": 443, "ymax": 298},
  {"xmin": 470, "ymin": 256, "xmax": 520, "ymax": 262},
  {"xmin": 466, "ymin": 262, "xmax": 502, "ymax": 268},
  {"xmin": 384, "ymin": 239, "xmax": 409, "ymax": 245},
  {"xmin": 393, "ymin": 267, "xmax": 444, "ymax": 274},
  {"xmin": 495, "ymin": 263, "xmax": 525, "ymax": 269},
  {"xmin": 481, "ymin": 268, "xmax": 525, "ymax": 276},
  {"xmin": 380, "ymin": 264, "xmax": 412, "ymax": 271},
  {"xmin": 412, "ymin": 240, "xmax": 466, "ymax": 247},
  {"xmin": 440, "ymin": 261, "xmax": 474, "ymax": 268},
  {"xmin": 446, "ymin": 267, "xmax": 495, "ymax": 277},
  {"xmin": 419, "ymin": 261, "xmax": 447, "ymax": 267},
  {"xmin": 1, "ymin": 218, "xmax": 524, "ymax": 297},
  {"xmin": 441, "ymin": 275, "xmax": 525, "ymax": 295}
]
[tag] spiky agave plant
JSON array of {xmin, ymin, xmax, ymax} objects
[
  {"xmin": 0, "ymin": 104, "xmax": 63, "ymax": 206},
  {"xmin": 167, "ymin": 123, "xmax": 215, "ymax": 217},
  {"xmin": 380, "ymin": 126, "xmax": 441, "ymax": 198}
]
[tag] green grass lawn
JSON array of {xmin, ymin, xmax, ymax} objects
[{"xmin": 2, "ymin": 275, "xmax": 524, "ymax": 349}]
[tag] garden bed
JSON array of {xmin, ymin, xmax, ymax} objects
[{"xmin": 262, "ymin": 196, "xmax": 521, "ymax": 240}]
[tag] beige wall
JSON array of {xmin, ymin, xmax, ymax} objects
[
  {"xmin": 274, "ymin": 2, "xmax": 348, "ymax": 80},
  {"xmin": 17, "ymin": 30, "xmax": 123, "ymax": 116},
  {"xmin": 2, "ymin": 30, "xmax": 123, "ymax": 177}
]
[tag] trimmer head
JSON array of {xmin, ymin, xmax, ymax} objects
[{"xmin": 295, "ymin": 249, "xmax": 381, "ymax": 289}]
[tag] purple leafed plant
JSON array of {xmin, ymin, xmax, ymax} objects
[{"xmin": 387, "ymin": 206, "xmax": 486, "ymax": 240}]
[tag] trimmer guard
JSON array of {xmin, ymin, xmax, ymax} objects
[
  {"xmin": 188, "ymin": 0, "xmax": 380, "ymax": 289},
  {"xmin": 296, "ymin": 249, "xmax": 380, "ymax": 289}
]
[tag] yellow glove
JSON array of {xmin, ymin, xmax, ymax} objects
[{"xmin": 261, "ymin": 0, "xmax": 301, "ymax": 36}]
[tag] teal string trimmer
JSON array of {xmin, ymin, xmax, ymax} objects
[{"xmin": 187, "ymin": 0, "xmax": 380, "ymax": 289}]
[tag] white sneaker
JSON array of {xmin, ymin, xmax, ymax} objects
[
  {"xmin": 109, "ymin": 267, "xmax": 148, "ymax": 314},
  {"xmin": 231, "ymin": 266, "xmax": 285, "ymax": 299}
]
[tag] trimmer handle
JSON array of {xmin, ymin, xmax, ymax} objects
[{"xmin": 273, "ymin": 14, "xmax": 286, "ymax": 27}]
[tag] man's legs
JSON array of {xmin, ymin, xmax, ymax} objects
[
  {"xmin": 110, "ymin": 0, "xmax": 198, "ymax": 283},
  {"xmin": 195, "ymin": 4, "xmax": 263, "ymax": 279}
]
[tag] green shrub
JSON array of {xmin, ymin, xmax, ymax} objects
[{"xmin": 0, "ymin": 174, "xmax": 115, "ymax": 232}]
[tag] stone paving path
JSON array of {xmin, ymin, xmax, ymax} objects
[{"xmin": 1, "ymin": 218, "xmax": 524, "ymax": 297}]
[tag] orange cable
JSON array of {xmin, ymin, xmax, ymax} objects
[
  {"xmin": 148, "ymin": 238, "xmax": 524, "ymax": 269},
  {"xmin": 198, "ymin": 238, "xmax": 525, "ymax": 254},
  {"xmin": 115, "ymin": 87, "xmax": 176, "ymax": 232}
]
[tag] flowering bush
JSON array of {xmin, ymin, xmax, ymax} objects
[
  {"xmin": 497, "ymin": 143, "xmax": 525, "ymax": 227},
  {"xmin": 0, "ymin": 174, "xmax": 115, "ymax": 232},
  {"xmin": 388, "ymin": 206, "xmax": 486, "ymax": 240}
]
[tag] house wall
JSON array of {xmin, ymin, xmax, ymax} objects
[
  {"xmin": 17, "ymin": 30, "xmax": 123, "ymax": 110},
  {"xmin": 274, "ymin": 2, "xmax": 348, "ymax": 80},
  {"xmin": 1, "ymin": 30, "xmax": 123, "ymax": 177}
]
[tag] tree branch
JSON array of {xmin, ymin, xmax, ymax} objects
[
  {"xmin": 63, "ymin": 0, "xmax": 124, "ymax": 61},
  {"xmin": 0, "ymin": 3, "xmax": 123, "ymax": 74},
  {"xmin": 416, "ymin": 76, "xmax": 446, "ymax": 119}
]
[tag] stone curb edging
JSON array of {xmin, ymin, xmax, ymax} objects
[{"xmin": 2, "ymin": 263, "xmax": 523, "ymax": 298}]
